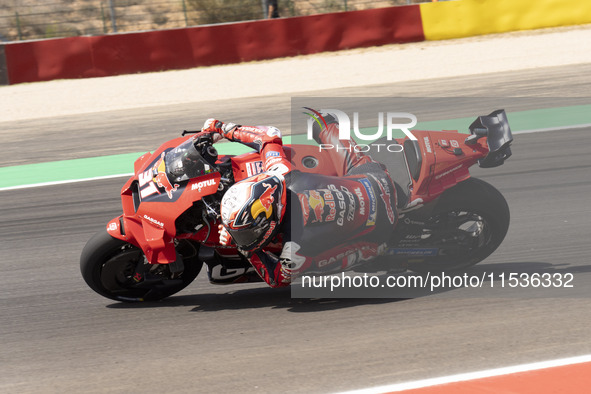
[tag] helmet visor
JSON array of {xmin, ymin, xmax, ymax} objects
[{"xmin": 227, "ymin": 221, "xmax": 270, "ymax": 250}]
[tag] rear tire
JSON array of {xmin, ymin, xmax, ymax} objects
[
  {"xmin": 409, "ymin": 178, "xmax": 510, "ymax": 274},
  {"xmin": 80, "ymin": 229, "xmax": 202, "ymax": 302}
]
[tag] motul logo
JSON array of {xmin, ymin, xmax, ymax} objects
[{"xmin": 192, "ymin": 179, "xmax": 216, "ymax": 191}]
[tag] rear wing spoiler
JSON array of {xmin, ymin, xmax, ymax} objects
[{"xmin": 466, "ymin": 109, "xmax": 513, "ymax": 168}]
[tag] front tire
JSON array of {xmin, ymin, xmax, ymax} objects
[{"xmin": 80, "ymin": 229, "xmax": 202, "ymax": 302}]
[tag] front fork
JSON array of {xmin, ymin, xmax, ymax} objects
[{"xmin": 106, "ymin": 215, "xmax": 185, "ymax": 286}]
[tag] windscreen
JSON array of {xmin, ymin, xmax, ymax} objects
[{"xmin": 165, "ymin": 138, "xmax": 216, "ymax": 182}]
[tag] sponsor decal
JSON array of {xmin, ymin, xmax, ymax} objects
[
  {"xmin": 137, "ymin": 151, "xmax": 182, "ymax": 200},
  {"xmin": 152, "ymin": 152, "xmax": 179, "ymax": 199},
  {"xmin": 299, "ymin": 194, "xmax": 310, "ymax": 226},
  {"xmin": 424, "ymin": 136, "xmax": 432, "ymax": 153},
  {"xmin": 358, "ymin": 178, "xmax": 377, "ymax": 226},
  {"xmin": 246, "ymin": 161, "xmax": 264, "ymax": 177},
  {"xmin": 403, "ymin": 217, "xmax": 426, "ymax": 226},
  {"xmin": 308, "ymin": 190, "xmax": 325, "ymax": 223},
  {"xmin": 259, "ymin": 183, "xmax": 277, "ymax": 210},
  {"xmin": 305, "ymin": 187, "xmax": 352, "ymax": 225},
  {"xmin": 265, "ymin": 151, "xmax": 281, "ymax": 158},
  {"xmin": 341, "ymin": 186, "xmax": 356, "ymax": 222},
  {"xmin": 434, "ymin": 164, "xmax": 463, "ymax": 180},
  {"xmin": 191, "ymin": 178, "xmax": 217, "ymax": 192},
  {"xmin": 388, "ymin": 248, "xmax": 438, "ymax": 256},
  {"xmin": 139, "ymin": 170, "xmax": 160, "ymax": 199},
  {"xmin": 240, "ymin": 126, "xmax": 263, "ymax": 133},
  {"xmin": 369, "ymin": 174, "xmax": 396, "ymax": 225},
  {"xmin": 209, "ymin": 265, "xmax": 252, "ymax": 281},
  {"xmin": 251, "ymin": 182, "xmax": 278, "ymax": 219},
  {"xmin": 318, "ymin": 249, "xmax": 357, "ymax": 268},
  {"xmin": 143, "ymin": 214, "xmax": 164, "ymax": 228},
  {"xmin": 354, "ymin": 187, "xmax": 366, "ymax": 215},
  {"xmin": 327, "ymin": 184, "xmax": 347, "ymax": 226},
  {"xmin": 265, "ymin": 157, "xmax": 284, "ymax": 168},
  {"xmin": 450, "ymin": 139, "xmax": 460, "ymax": 148},
  {"xmin": 322, "ymin": 190, "xmax": 336, "ymax": 222},
  {"xmin": 153, "ymin": 172, "xmax": 178, "ymax": 199},
  {"xmin": 253, "ymin": 221, "xmax": 277, "ymax": 250},
  {"xmin": 107, "ymin": 222, "xmax": 118, "ymax": 231}
]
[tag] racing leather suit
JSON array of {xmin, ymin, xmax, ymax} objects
[{"xmin": 211, "ymin": 116, "xmax": 398, "ymax": 288}]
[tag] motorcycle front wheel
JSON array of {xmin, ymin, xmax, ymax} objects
[{"xmin": 80, "ymin": 229, "xmax": 202, "ymax": 302}]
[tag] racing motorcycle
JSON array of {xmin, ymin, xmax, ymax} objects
[{"xmin": 80, "ymin": 109, "xmax": 513, "ymax": 302}]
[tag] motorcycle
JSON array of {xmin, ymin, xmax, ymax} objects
[{"xmin": 81, "ymin": 109, "xmax": 513, "ymax": 302}]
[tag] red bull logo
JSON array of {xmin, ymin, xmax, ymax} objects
[
  {"xmin": 251, "ymin": 182, "xmax": 277, "ymax": 219},
  {"xmin": 322, "ymin": 190, "xmax": 337, "ymax": 222},
  {"xmin": 152, "ymin": 153, "xmax": 179, "ymax": 199},
  {"xmin": 308, "ymin": 190, "xmax": 325, "ymax": 223},
  {"xmin": 260, "ymin": 183, "xmax": 277, "ymax": 209}
]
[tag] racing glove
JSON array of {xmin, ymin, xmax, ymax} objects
[
  {"xmin": 218, "ymin": 224, "xmax": 234, "ymax": 246},
  {"xmin": 202, "ymin": 118, "xmax": 239, "ymax": 141}
]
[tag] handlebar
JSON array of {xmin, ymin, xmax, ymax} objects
[{"xmin": 181, "ymin": 129, "xmax": 201, "ymax": 136}]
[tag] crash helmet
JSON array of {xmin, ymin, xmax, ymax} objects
[{"xmin": 220, "ymin": 173, "xmax": 286, "ymax": 252}]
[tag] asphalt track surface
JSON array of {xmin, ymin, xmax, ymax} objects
[{"xmin": 1, "ymin": 64, "xmax": 591, "ymax": 393}]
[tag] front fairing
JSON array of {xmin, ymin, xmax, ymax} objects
[{"xmin": 116, "ymin": 136, "xmax": 222, "ymax": 264}]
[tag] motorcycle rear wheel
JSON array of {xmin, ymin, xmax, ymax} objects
[
  {"xmin": 408, "ymin": 178, "xmax": 510, "ymax": 274},
  {"xmin": 80, "ymin": 229, "xmax": 202, "ymax": 302}
]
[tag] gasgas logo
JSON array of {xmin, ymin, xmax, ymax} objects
[
  {"xmin": 303, "ymin": 107, "xmax": 417, "ymax": 152},
  {"xmin": 143, "ymin": 215, "xmax": 164, "ymax": 227}
]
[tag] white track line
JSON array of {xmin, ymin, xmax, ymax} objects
[
  {"xmin": 336, "ymin": 354, "xmax": 591, "ymax": 394},
  {"xmin": 512, "ymin": 123, "xmax": 591, "ymax": 134}
]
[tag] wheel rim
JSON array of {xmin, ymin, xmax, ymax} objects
[
  {"xmin": 424, "ymin": 210, "xmax": 494, "ymax": 259},
  {"xmin": 99, "ymin": 244, "xmax": 188, "ymax": 301},
  {"xmin": 101, "ymin": 246, "xmax": 143, "ymax": 292}
]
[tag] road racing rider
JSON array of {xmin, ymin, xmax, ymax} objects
[{"xmin": 200, "ymin": 113, "xmax": 398, "ymax": 287}]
